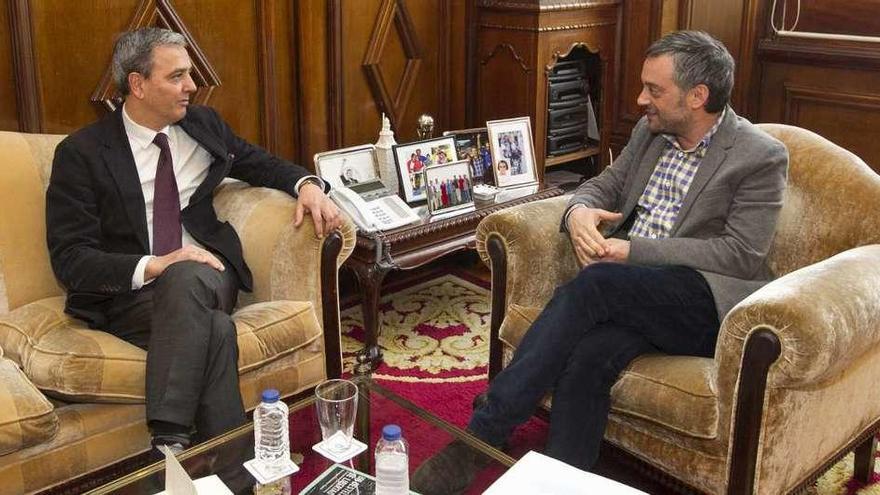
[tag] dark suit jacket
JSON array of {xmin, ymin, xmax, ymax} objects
[
  {"xmin": 46, "ymin": 105, "xmax": 322, "ymax": 327},
  {"xmin": 564, "ymin": 107, "xmax": 789, "ymax": 319}
]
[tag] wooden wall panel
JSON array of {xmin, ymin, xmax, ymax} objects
[
  {"xmin": 776, "ymin": 0, "xmax": 880, "ymax": 37},
  {"xmin": 30, "ymin": 0, "xmax": 133, "ymax": 134},
  {"xmin": 758, "ymin": 62, "xmax": 880, "ymax": 171},
  {"xmin": 0, "ymin": 0, "xmax": 19, "ymax": 130}
]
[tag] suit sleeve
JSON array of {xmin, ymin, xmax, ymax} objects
[
  {"xmin": 628, "ymin": 140, "xmax": 789, "ymax": 279},
  {"xmin": 46, "ymin": 140, "xmax": 142, "ymax": 294},
  {"xmin": 210, "ymin": 109, "xmax": 326, "ymax": 196}
]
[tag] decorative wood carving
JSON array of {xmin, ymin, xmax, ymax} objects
[
  {"xmin": 90, "ymin": 0, "xmax": 222, "ymax": 113},
  {"xmin": 479, "ymin": 20, "xmax": 616, "ymax": 32},
  {"xmin": 544, "ymin": 41, "xmax": 600, "ymax": 73},
  {"xmin": 256, "ymin": 0, "xmax": 278, "ymax": 153},
  {"xmin": 479, "ymin": 43, "xmax": 531, "ymax": 73},
  {"xmin": 9, "ymin": 0, "xmax": 42, "ymax": 132},
  {"xmin": 478, "ymin": 0, "xmax": 619, "ymax": 12},
  {"xmin": 361, "ymin": 0, "xmax": 423, "ymax": 130}
]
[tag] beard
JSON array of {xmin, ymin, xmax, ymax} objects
[{"xmin": 644, "ymin": 105, "xmax": 689, "ymax": 136}]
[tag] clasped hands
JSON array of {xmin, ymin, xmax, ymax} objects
[{"xmin": 568, "ymin": 206, "xmax": 630, "ymax": 266}]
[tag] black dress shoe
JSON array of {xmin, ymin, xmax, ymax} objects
[
  {"xmin": 472, "ymin": 392, "xmax": 488, "ymax": 411},
  {"xmin": 411, "ymin": 440, "xmax": 491, "ymax": 495}
]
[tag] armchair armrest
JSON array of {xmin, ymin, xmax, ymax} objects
[
  {"xmin": 213, "ymin": 182, "xmax": 356, "ymax": 377},
  {"xmin": 717, "ymin": 244, "xmax": 880, "ymax": 390},
  {"xmin": 475, "ymin": 195, "xmax": 580, "ymax": 310}
]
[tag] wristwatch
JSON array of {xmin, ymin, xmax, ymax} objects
[{"xmin": 298, "ymin": 177, "xmax": 324, "ymax": 193}]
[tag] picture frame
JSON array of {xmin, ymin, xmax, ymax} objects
[
  {"xmin": 313, "ymin": 144, "xmax": 379, "ymax": 190},
  {"xmin": 443, "ymin": 127, "xmax": 494, "ymax": 186},
  {"xmin": 424, "ymin": 159, "xmax": 475, "ymax": 215},
  {"xmin": 486, "ymin": 117, "xmax": 539, "ymax": 189},
  {"xmin": 392, "ymin": 136, "xmax": 459, "ymax": 204}
]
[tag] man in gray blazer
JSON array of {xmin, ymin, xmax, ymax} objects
[{"xmin": 413, "ymin": 31, "xmax": 788, "ymax": 494}]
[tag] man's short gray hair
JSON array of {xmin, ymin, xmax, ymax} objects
[
  {"xmin": 646, "ymin": 31, "xmax": 735, "ymax": 113},
  {"xmin": 111, "ymin": 27, "xmax": 187, "ymax": 96}
]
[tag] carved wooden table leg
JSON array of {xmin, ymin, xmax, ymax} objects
[{"xmin": 349, "ymin": 261, "xmax": 392, "ymax": 371}]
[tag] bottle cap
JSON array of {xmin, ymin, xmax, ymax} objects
[
  {"xmin": 261, "ymin": 389, "xmax": 280, "ymax": 403},
  {"xmin": 382, "ymin": 424, "xmax": 401, "ymax": 441}
]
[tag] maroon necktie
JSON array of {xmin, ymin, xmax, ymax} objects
[{"xmin": 151, "ymin": 132, "xmax": 182, "ymax": 255}]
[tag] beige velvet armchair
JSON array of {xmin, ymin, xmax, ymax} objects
[
  {"xmin": 475, "ymin": 124, "xmax": 880, "ymax": 494},
  {"xmin": 0, "ymin": 131, "xmax": 355, "ymax": 494}
]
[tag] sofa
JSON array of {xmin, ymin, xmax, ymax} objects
[
  {"xmin": 0, "ymin": 131, "xmax": 356, "ymax": 494},
  {"xmin": 475, "ymin": 124, "xmax": 880, "ymax": 494}
]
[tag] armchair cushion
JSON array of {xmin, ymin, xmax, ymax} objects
[
  {"xmin": 0, "ymin": 296, "xmax": 323, "ymax": 403},
  {"xmin": 0, "ymin": 344, "xmax": 58, "ymax": 455},
  {"xmin": 500, "ymin": 303, "xmax": 719, "ymax": 440}
]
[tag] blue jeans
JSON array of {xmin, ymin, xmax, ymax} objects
[{"xmin": 469, "ymin": 262, "xmax": 719, "ymax": 469}]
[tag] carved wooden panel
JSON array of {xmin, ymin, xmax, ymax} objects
[
  {"xmin": 91, "ymin": 0, "xmax": 222, "ymax": 114},
  {"xmin": 759, "ymin": 66, "xmax": 880, "ymax": 172},
  {"xmin": 5, "ymin": 0, "xmax": 300, "ymax": 162},
  {"xmin": 318, "ymin": 0, "xmax": 466, "ymax": 151}
]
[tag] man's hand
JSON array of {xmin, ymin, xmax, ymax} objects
[
  {"xmin": 294, "ymin": 183, "xmax": 342, "ymax": 238},
  {"xmin": 568, "ymin": 207, "xmax": 623, "ymax": 265},
  {"xmin": 599, "ymin": 238, "xmax": 630, "ymax": 263},
  {"xmin": 145, "ymin": 245, "xmax": 224, "ymax": 281}
]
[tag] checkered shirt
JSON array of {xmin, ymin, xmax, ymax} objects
[{"xmin": 628, "ymin": 111, "xmax": 725, "ymax": 239}]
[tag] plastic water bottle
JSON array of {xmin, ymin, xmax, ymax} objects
[
  {"xmin": 254, "ymin": 389, "xmax": 290, "ymax": 474},
  {"xmin": 375, "ymin": 424, "xmax": 409, "ymax": 495}
]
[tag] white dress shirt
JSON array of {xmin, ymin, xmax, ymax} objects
[
  {"xmin": 123, "ymin": 105, "xmax": 212, "ymax": 289},
  {"xmin": 122, "ymin": 104, "xmax": 321, "ymax": 289}
]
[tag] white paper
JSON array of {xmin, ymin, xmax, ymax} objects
[
  {"xmin": 484, "ymin": 451, "xmax": 648, "ymax": 495},
  {"xmin": 154, "ymin": 445, "xmax": 233, "ymax": 495},
  {"xmin": 311, "ymin": 434, "xmax": 368, "ymax": 463}
]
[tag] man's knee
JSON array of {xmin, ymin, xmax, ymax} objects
[
  {"xmin": 559, "ymin": 262, "xmax": 633, "ymax": 297},
  {"xmin": 155, "ymin": 261, "xmax": 228, "ymax": 297}
]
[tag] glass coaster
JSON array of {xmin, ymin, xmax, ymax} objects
[
  {"xmin": 312, "ymin": 433, "xmax": 368, "ymax": 463},
  {"xmin": 243, "ymin": 457, "xmax": 300, "ymax": 485}
]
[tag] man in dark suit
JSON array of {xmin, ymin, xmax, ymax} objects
[
  {"xmin": 45, "ymin": 27, "xmax": 341, "ymax": 452},
  {"xmin": 413, "ymin": 31, "xmax": 788, "ymax": 494}
]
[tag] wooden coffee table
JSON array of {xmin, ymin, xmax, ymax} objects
[
  {"xmin": 86, "ymin": 378, "xmax": 514, "ymax": 494},
  {"xmin": 345, "ymin": 185, "xmax": 565, "ymax": 369}
]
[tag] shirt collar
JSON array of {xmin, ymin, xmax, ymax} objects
[
  {"xmin": 662, "ymin": 107, "xmax": 726, "ymax": 153},
  {"xmin": 122, "ymin": 103, "xmax": 172, "ymax": 151}
]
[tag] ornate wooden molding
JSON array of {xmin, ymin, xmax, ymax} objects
[
  {"xmin": 362, "ymin": 0, "xmax": 423, "ymax": 129},
  {"xmin": 479, "ymin": 20, "xmax": 615, "ymax": 32},
  {"xmin": 256, "ymin": 0, "xmax": 278, "ymax": 153},
  {"xmin": 758, "ymin": 36, "xmax": 880, "ymax": 70},
  {"xmin": 478, "ymin": 0, "xmax": 619, "ymax": 12},
  {"xmin": 90, "ymin": 0, "xmax": 222, "ymax": 113},
  {"xmin": 479, "ymin": 43, "xmax": 531, "ymax": 73},
  {"xmin": 544, "ymin": 41, "xmax": 601, "ymax": 74},
  {"xmin": 9, "ymin": 0, "xmax": 43, "ymax": 132}
]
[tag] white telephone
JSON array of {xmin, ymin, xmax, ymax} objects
[{"xmin": 330, "ymin": 184, "xmax": 420, "ymax": 233}]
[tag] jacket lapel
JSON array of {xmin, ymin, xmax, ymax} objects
[
  {"xmin": 100, "ymin": 109, "xmax": 150, "ymax": 252},
  {"xmin": 178, "ymin": 116, "xmax": 232, "ymax": 206},
  {"xmin": 670, "ymin": 107, "xmax": 738, "ymax": 235}
]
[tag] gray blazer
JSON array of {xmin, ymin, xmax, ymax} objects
[{"xmin": 565, "ymin": 108, "xmax": 789, "ymax": 320}]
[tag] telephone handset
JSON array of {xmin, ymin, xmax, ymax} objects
[{"xmin": 330, "ymin": 185, "xmax": 421, "ymax": 233}]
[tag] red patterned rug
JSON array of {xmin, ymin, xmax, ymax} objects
[{"xmin": 341, "ymin": 269, "xmax": 879, "ymax": 494}]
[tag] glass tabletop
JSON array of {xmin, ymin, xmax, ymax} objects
[{"xmin": 87, "ymin": 379, "xmax": 513, "ymax": 494}]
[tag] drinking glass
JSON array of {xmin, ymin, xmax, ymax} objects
[{"xmin": 315, "ymin": 379, "xmax": 359, "ymax": 453}]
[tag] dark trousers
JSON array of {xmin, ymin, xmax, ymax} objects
[
  {"xmin": 469, "ymin": 262, "xmax": 720, "ymax": 469},
  {"xmin": 102, "ymin": 261, "xmax": 246, "ymax": 441}
]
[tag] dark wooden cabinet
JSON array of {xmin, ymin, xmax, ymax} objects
[{"xmin": 471, "ymin": 0, "xmax": 621, "ymax": 179}]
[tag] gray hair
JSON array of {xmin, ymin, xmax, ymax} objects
[
  {"xmin": 645, "ymin": 31, "xmax": 734, "ymax": 113},
  {"xmin": 111, "ymin": 27, "xmax": 187, "ymax": 96}
]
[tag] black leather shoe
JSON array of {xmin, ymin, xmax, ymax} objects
[{"xmin": 411, "ymin": 440, "xmax": 490, "ymax": 495}]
